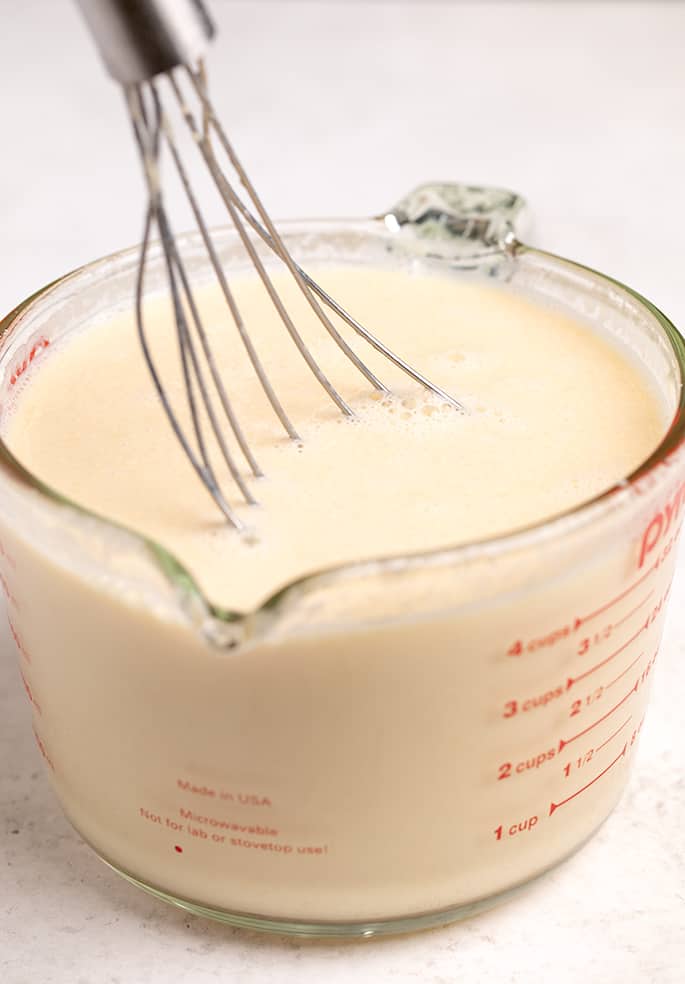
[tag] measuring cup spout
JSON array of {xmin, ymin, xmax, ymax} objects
[{"xmin": 380, "ymin": 181, "xmax": 530, "ymax": 258}]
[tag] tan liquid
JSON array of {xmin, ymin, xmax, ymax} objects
[
  {"xmin": 6, "ymin": 268, "xmax": 664, "ymax": 609},
  {"xmin": 3, "ymin": 267, "xmax": 678, "ymax": 926}
]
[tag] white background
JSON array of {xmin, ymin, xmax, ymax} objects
[{"xmin": 1, "ymin": 2, "xmax": 684, "ymax": 982}]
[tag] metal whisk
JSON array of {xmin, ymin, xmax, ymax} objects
[{"xmin": 76, "ymin": 0, "xmax": 462, "ymax": 528}]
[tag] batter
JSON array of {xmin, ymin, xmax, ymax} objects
[{"xmin": 5, "ymin": 266, "xmax": 664, "ymax": 609}]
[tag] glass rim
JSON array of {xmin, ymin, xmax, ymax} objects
[{"xmin": 1, "ymin": 220, "xmax": 684, "ymax": 623}]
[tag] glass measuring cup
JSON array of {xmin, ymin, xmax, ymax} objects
[{"xmin": 1, "ymin": 183, "xmax": 684, "ymax": 938}]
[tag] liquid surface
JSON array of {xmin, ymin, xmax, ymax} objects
[{"xmin": 6, "ymin": 267, "xmax": 665, "ymax": 609}]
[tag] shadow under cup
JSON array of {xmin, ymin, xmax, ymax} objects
[{"xmin": 0, "ymin": 216, "xmax": 684, "ymax": 937}]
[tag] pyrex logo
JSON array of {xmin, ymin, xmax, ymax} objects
[{"xmin": 638, "ymin": 478, "xmax": 685, "ymax": 568}]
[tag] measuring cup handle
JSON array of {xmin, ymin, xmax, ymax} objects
[{"xmin": 381, "ymin": 182, "xmax": 530, "ymax": 256}]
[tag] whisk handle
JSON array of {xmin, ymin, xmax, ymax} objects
[{"xmin": 75, "ymin": 0, "xmax": 215, "ymax": 84}]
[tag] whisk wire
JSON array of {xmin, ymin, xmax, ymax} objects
[
  {"xmin": 164, "ymin": 77, "xmax": 301, "ymax": 444},
  {"xmin": 128, "ymin": 84, "xmax": 244, "ymax": 527},
  {"xmin": 78, "ymin": 0, "xmax": 464, "ymax": 523},
  {"xmin": 127, "ymin": 62, "xmax": 465, "ymax": 525},
  {"xmin": 185, "ymin": 66, "xmax": 388, "ymax": 398},
  {"xmin": 165, "ymin": 219, "xmax": 258, "ymax": 505},
  {"xmin": 152, "ymin": 81, "xmax": 265, "ymax": 476},
  {"xmin": 171, "ymin": 71, "xmax": 356, "ymax": 418},
  {"xmin": 185, "ymin": 66, "xmax": 464, "ymax": 414}
]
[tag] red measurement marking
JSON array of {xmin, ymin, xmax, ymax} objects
[
  {"xmin": 174, "ymin": 845, "xmax": 183, "ymax": 854},
  {"xmin": 7, "ymin": 616, "xmax": 30, "ymax": 663},
  {"xmin": 559, "ymin": 680, "xmax": 638, "ymax": 751},
  {"xmin": 20, "ymin": 669, "xmax": 41, "ymax": 715},
  {"xmin": 550, "ymin": 743, "xmax": 627, "ymax": 815},
  {"xmin": 507, "ymin": 618, "xmax": 582, "ymax": 657},
  {"xmin": 612, "ymin": 591, "xmax": 653, "ymax": 629},
  {"xmin": 507, "ymin": 565, "xmax": 667, "ymax": 660},
  {"xmin": 578, "ymin": 564, "xmax": 655, "ymax": 626},
  {"xmin": 629, "ymin": 714, "xmax": 647, "ymax": 750},
  {"xmin": 636, "ymin": 649, "xmax": 659, "ymax": 691},
  {"xmin": 595, "ymin": 716, "xmax": 632, "ymax": 753},
  {"xmin": 605, "ymin": 654, "xmax": 642, "ymax": 689},
  {"xmin": 501, "ymin": 684, "xmax": 566, "ymax": 719},
  {"xmin": 0, "ymin": 571, "xmax": 18, "ymax": 609},
  {"xmin": 9, "ymin": 337, "xmax": 50, "ymax": 386},
  {"xmin": 638, "ymin": 481, "xmax": 685, "ymax": 568},
  {"xmin": 567, "ymin": 621, "xmax": 648, "ymax": 688},
  {"xmin": 33, "ymin": 727, "xmax": 55, "ymax": 772},
  {"xmin": 0, "ymin": 539, "xmax": 16, "ymax": 570}
]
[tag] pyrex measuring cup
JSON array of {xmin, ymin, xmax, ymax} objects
[{"xmin": 1, "ymin": 183, "xmax": 684, "ymax": 937}]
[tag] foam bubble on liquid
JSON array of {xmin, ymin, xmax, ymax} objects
[{"xmin": 354, "ymin": 388, "xmax": 471, "ymax": 430}]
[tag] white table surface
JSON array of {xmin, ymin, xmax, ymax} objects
[{"xmin": 1, "ymin": 1, "xmax": 684, "ymax": 981}]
